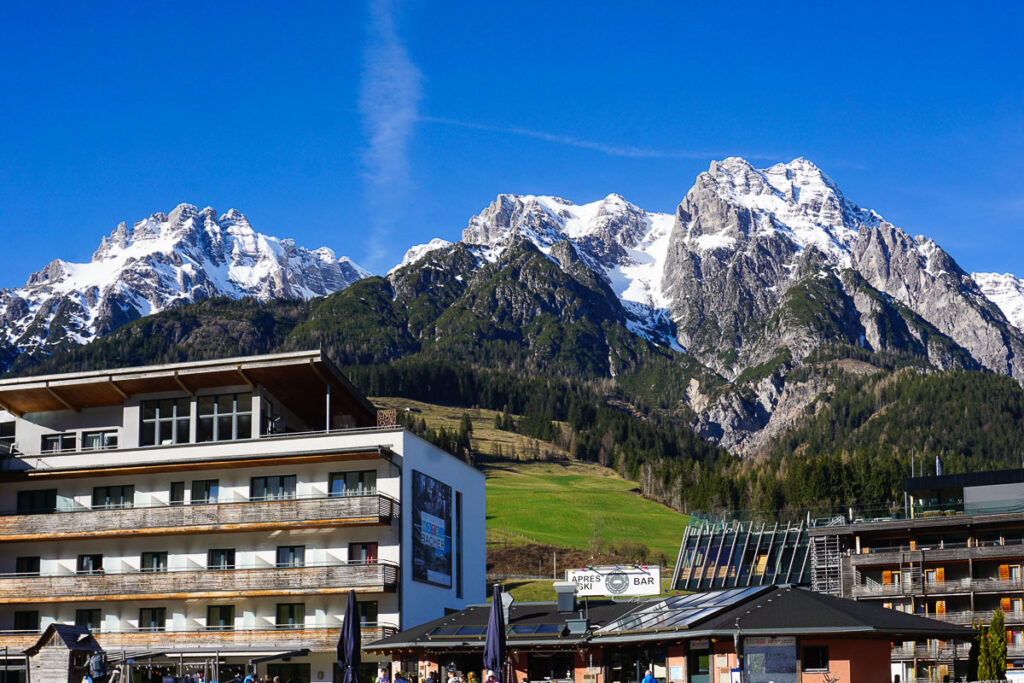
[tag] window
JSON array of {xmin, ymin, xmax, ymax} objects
[
  {"xmin": 197, "ymin": 393, "xmax": 252, "ymax": 442},
  {"xmin": 802, "ymin": 645, "xmax": 829, "ymax": 672},
  {"xmin": 276, "ymin": 603, "xmax": 305, "ymax": 629},
  {"xmin": 15, "ymin": 556, "xmax": 40, "ymax": 576},
  {"xmin": 140, "ymin": 398, "xmax": 190, "ymax": 446},
  {"xmin": 358, "ymin": 601, "xmax": 378, "ymax": 625},
  {"xmin": 349, "ymin": 542, "xmax": 378, "ymax": 564},
  {"xmin": 16, "ymin": 489, "xmax": 57, "ymax": 514},
  {"xmin": 261, "ymin": 398, "xmax": 282, "ymax": 435},
  {"xmin": 251, "ymin": 474, "xmax": 296, "ymax": 501},
  {"xmin": 329, "ymin": 470, "xmax": 377, "ymax": 497},
  {"xmin": 170, "ymin": 481, "xmax": 185, "ymax": 506},
  {"xmin": 82, "ymin": 430, "xmax": 118, "ymax": 451},
  {"xmin": 139, "ymin": 607, "xmax": 166, "ymax": 632},
  {"xmin": 191, "ymin": 479, "xmax": 219, "ymax": 504},
  {"xmin": 141, "ymin": 552, "xmax": 168, "ymax": 573},
  {"xmin": 77, "ymin": 554, "xmax": 104, "ymax": 575},
  {"xmin": 276, "ymin": 546, "xmax": 305, "ymax": 568},
  {"xmin": 208, "ymin": 549, "xmax": 236, "ymax": 570},
  {"xmin": 0, "ymin": 421, "xmax": 14, "ymax": 452},
  {"xmin": 206, "ymin": 605, "xmax": 235, "ymax": 631},
  {"xmin": 75, "ymin": 609, "xmax": 102, "ymax": 631},
  {"xmin": 92, "ymin": 485, "xmax": 134, "ymax": 510},
  {"xmin": 13, "ymin": 610, "xmax": 39, "ymax": 632},
  {"xmin": 41, "ymin": 433, "xmax": 76, "ymax": 453}
]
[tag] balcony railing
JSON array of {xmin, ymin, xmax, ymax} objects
[
  {"xmin": 853, "ymin": 576, "xmax": 1024, "ymax": 597},
  {"xmin": 1, "ymin": 425, "xmax": 401, "ymax": 461},
  {"xmin": 0, "ymin": 562, "xmax": 399, "ymax": 604},
  {"xmin": 926, "ymin": 609, "xmax": 1024, "ymax": 625},
  {"xmin": 0, "ymin": 493, "xmax": 398, "ymax": 541},
  {"xmin": 890, "ymin": 642, "xmax": 972, "ymax": 660},
  {"xmin": 0, "ymin": 624, "xmax": 398, "ymax": 651}
]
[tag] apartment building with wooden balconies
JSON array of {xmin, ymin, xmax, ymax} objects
[
  {"xmin": 0, "ymin": 351, "xmax": 485, "ymax": 683},
  {"xmin": 806, "ymin": 469, "xmax": 1024, "ymax": 683}
]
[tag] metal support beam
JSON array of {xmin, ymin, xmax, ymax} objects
[
  {"xmin": 0, "ymin": 395, "xmax": 22, "ymax": 418},
  {"xmin": 784, "ymin": 520, "xmax": 805, "ymax": 583},
  {"xmin": 746, "ymin": 523, "xmax": 767, "ymax": 587}
]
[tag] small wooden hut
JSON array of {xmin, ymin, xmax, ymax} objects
[{"xmin": 23, "ymin": 624, "xmax": 104, "ymax": 683}]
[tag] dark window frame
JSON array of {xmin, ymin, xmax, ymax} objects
[
  {"xmin": 15, "ymin": 556, "xmax": 40, "ymax": 576},
  {"xmin": 207, "ymin": 548, "xmax": 236, "ymax": 570},
  {"xmin": 329, "ymin": 470, "xmax": 377, "ymax": 497},
  {"xmin": 139, "ymin": 607, "xmax": 167, "ymax": 632},
  {"xmin": 170, "ymin": 481, "xmax": 185, "ymax": 506},
  {"xmin": 13, "ymin": 610, "xmax": 39, "ymax": 633},
  {"xmin": 77, "ymin": 554, "xmax": 104, "ymax": 575},
  {"xmin": 141, "ymin": 551, "xmax": 168, "ymax": 573},
  {"xmin": 191, "ymin": 479, "xmax": 220, "ymax": 504},
  {"xmin": 140, "ymin": 397, "xmax": 191, "ymax": 447},
  {"xmin": 40, "ymin": 433, "xmax": 76, "ymax": 453},
  {"xmin": 802, "ymin": 645, "xmax": 829, "ymax": 672},
  {"xmin": 17, "ymin": 489, "xmax": 57, "ymax": 514},
  {"xmin": 276, "ymin": 546, "xmax": 306, "ymax": 568},
  {"xmin": 82, "ymin": 430, "xmax": 118, "ymax": 451},
  {"xmin": 206, "ymin": 604, "xmax": 235, "ymax": 631},
  {"xmin": 275, "ymin": 602, "xmax": 305, "ymax": 629},
  {"xmin": 197, "ymin": 392, "xmax": 252, "ymax": 443},
  {"xmin": 251, "ymin": 474, "xmax": 297, "ymax": 501},
  {"xmin": 75, "ymin": 608, "xmax": 102, "ymax": 631},
  {"xmin": 92, "ymin": 484, "xmax": 134, "ymax": 510}
]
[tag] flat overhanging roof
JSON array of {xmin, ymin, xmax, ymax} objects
[{"xmin": 0, "ymin": 350, "xmax": 376, "ymax": 428}]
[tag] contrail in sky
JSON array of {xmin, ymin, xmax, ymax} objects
[
  {"xmin": 359, "ymin": 0, "xmax": 422, "ymax": 267},
  {"xmin": 420, "ymin": 115, "xmax": 778, "ymax": 161}
]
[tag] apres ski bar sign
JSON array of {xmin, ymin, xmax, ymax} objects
[{"xmin": 565, "ymin": 566, "xmax": 661, "ymax": 597}]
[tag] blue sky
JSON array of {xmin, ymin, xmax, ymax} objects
[{"xmin": 1, "ymin": 1, "xmax": 1022, "ymax": 282}]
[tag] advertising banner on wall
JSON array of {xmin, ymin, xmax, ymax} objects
[
  {"xmin": 565, "ymin": 566, "xmax": 661, "ymax": 596},
  {"xmin": 412, "ymin": 470, "xmax": 453, "ymax": 587},
  {"xmin": 743, "ymin": 636, "xmax": 797, "ymax": 683}
]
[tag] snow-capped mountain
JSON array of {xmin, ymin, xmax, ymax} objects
[
  {"xmin": 0, "ymin": 204, "xmax": 368, "ymax": 363},
  {"xmin": 396, "ymin": 156, "xmax": 1024, "ymax": 386}
]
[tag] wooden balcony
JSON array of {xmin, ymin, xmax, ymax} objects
[
  {"xmin": 0, "ymin": 562, "xmax": 399, "ymax": 604},
  {"xmin": 0, "ymin": 624, "xmax": 398, "ymax": 652},
  {"xmin": 890, "ymin": 642, "xmax": 972, "ymax": 661},
  {"xmin": 0, "ymin": 494, "xmax": 398, "ymax": 542}
]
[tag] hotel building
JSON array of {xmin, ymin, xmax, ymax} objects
[{"xmin": 0, "ymin": 350, "xmax": 484, "ymax": 682}]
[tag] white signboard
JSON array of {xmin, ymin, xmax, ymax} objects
[{"xmin": 565, "ymin": 566, "xmax": 661, "ymax": 596}]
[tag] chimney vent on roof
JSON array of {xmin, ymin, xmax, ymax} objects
[{"xmin": 553, "ymin": 581, "xmax": 577, "ymax": 613}]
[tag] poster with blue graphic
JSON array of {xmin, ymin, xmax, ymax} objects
[{"xmin": 412, "ymin": 470, "xmax": 452, "ymax": 587}]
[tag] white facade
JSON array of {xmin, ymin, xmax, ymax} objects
[{"xmin": 0, "ymin": 351, "xmax": 485, "ymax": 682}]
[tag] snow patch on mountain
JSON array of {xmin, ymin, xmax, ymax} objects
[
  {"xmin": 974, "ymin": 272, "xmax": 1024, "ymax": 331},
  {"xmin": 389, "ymin": 238, "xmax": 453, "ymax": 274}
]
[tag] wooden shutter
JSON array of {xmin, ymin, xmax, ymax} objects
[
  {"xmin": 936, "ymin": 567, "xmax": 945, "ymax": 582},
  {"xmin": 1002, "ymin": 597, "xmax": 1012, "ymax": 612},
  {"xmin": 936, "ymin": 601, "xmax": 946, "ymax": 615},
  {"xmin": 1001, "ymin": 564, "xmax": 1010, "ymax": 580},
  {"xmin": 882, "ymin": 570, "xmax": 892, "ymax": 584}
]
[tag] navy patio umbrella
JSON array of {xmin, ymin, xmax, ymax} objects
[
  {"xmin": 337, "ymin": 589, "xmax": 362, "ymax": 683},
  {"xmin": 483, "ymin": 584, "xmax": 506, "ymax": 682}
]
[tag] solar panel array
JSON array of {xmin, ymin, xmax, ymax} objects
[{"xmin": 596, "ymin": 586, "xmax": 769, "ymax": 633}]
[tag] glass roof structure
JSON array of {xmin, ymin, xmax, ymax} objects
[{"xmin": 596, "ymin": 586, "xmax": 770, "ymax": 633}]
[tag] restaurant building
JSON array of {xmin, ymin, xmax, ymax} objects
[
  {"xmin": 366, "ymin": 584, "xmax": 970, "ymax": 683},
  {"xmin": 0, "ymin": 350, "xmax": 485, "ymax": 682}
]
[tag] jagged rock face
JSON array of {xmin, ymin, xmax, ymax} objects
[
  {"xmin": 851, "ymin": 225, "xmax": 1024, "ymax": 380},
  {"xmin": 0, "ymin": 204, "xmax": 368, "ymax": 364}
]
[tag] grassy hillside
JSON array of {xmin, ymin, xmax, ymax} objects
[
  {"xmin": 484, "ymin": 460, "xmax": 687, "ymax": 561},
  {"xmin": 373, "ymin": 397, "xmax": 688, "ymax": 567}
]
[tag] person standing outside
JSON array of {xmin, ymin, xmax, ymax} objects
[{"xmin": 642, "ymin": 670, "xmax": 656, "ymax": 683}]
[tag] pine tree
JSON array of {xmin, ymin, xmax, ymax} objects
[
  {"xmin": 990, "ymin": 608, "xmax": 1007, "ymax": 680},
  {"xmin": 978, "ymin": 629, "xmax": 993, "ymax": 680}
]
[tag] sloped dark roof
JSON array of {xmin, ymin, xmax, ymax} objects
[
  {"xmin": 597, "ymin": 585, "xmax": 973, "ymax": 642},
  {"xmin": 366, "ymin": 600, "xmax": 638, "ymax": 651},
  {"xmin": 23, "ymin": 624, "xmax": 104, "ymax": 656},
  {"xmin": 370, "ymin": 586, "xmax": 973, "ymax": 652}
]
